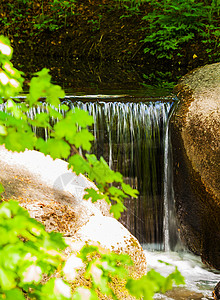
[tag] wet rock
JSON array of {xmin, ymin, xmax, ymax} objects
[
  {"xmin": 213, "ymin": 281, "xmax": 220, "ymax": 300},
  {"xmin": 171, "ymin": 62, "xmax": 220, "ymax": 269},
  {"xmin": 0, "ymin": 145, "xmax": 147, "ymax": 299},
  {"xmin": 164, "ymin": 287, "xmax": 206, "ymax": 300}
]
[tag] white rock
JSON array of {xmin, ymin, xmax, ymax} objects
[
  {"xmin": 76, "ymin": 215, "xmax": 133, "ymax": 251},
  {"xmin": 63, "ymin": 254, "xmax": 84, "ymax": 281}
]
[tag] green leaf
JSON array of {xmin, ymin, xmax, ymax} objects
[
  {"xmin": 53, "ymin": 117, "xmax": 77, "ymax": 142},
  {"xmin": 27, "ymin": 68, "xmax": 65, "ymax": 107},
  {"xmin": 158, "ymin": 260, "xmax": 173, "ymax": 266},
  {"xmin": 0, "ymin": 36, "xmax": 13, "ymax": 59},
  {"xmin": 111, "ymin": 171, "xmax": 123, "ymax": 183},
  {"xmin": 0, "ymin": 206, "xmax": 11, "ymax": 218},
  {"xmin": 0, "ymin": 269, "xmax": 16, "ymax": 290},
  {"xmin": 41, "ymin": 278, "xmax": 71, "ymax": 299},
  {"xmin": 79, "ymin": 245, "xmax": 99, "ymax": 262},
  {"xmin": 35, "ymin": 68, "xmax": 51, "ymax": 78},
  {"xmin": 4, "ymin": 130, "xmax": 36, "ymax": 152},
  {"xmin": 108, "ymin": 186, "xmax": 126, "ymax": 198},
  {"xmin": 1, "ymin": 245, "xmax": 24, "ymax": 270},
  {"xmin": 43, "ymin": 231, "xmax": 67, "ymax": 251},
  {"xmin": 167, "ymin": 267, "xmax": 185, "ymax": 286},
  {"xmin": 126, "ymin": 276, "xmax": 156, "ymax": 300},
  {"xmin": 47, "ymin": 84, "xmax": 65, "ymax": 107},
  {"xmin": 0, "ymin": 124, "xmax": 7, "ymax": 135},
  {"xmin": 121, "ymin": 183, "xmax": 139, "ymax": 198},
  {"xmin": 73, "ymin": 129, "xmax": 94, "ymax": 151},
  {"xmin": 84, "ymin": 188, "xmax": 103, "ymax": 203},
  {"xmin": 110, "ymin": 202, "xmax": 126, "ymax": 219},
  {"xmin": 37, "ymin": 139, "xmax": 70, "ymax": 159},
  {"xmin": 86, "ymin": 154, "xmax": 98, "ymax": 165},
  {"xmin": 35, "ymin": 138, "xmax": 48, "ymax": 155},
  {"xmin": 72, "ymin": 108, "xmax": 94, "ymax": 127},
  {"xmin": 147, "ymin": 269, "xmax": 167, "ymax": 292},
  {"xmin": 1, "ymin": 200, "xmax": 29, "ymax": 217},
  {"xmin": 68, "ymin": 154, "xmax": 90, "ymax": 175},
  {"xmin": 6, "ymin": 100, "xmax": 25, "ymax": 120},
  {"xmin": 33, "ymin": 113, "xmax": 50, "ymax": 127},
  {"xmin": 48, "ymin": 139, "xmax": 71, "ymax": 159},
  {"xmin": 4, "ymin": 288, "xmax": 25, "ymax": 300},
  {"xmin": 0, "ymin": 228, "xmax": 18, "ymax": 245},
  {"xmin": 47, "ymin": 106, "xmax": 64, "ymax": 120},
  {"xmin": 93, "ymin": 275, "xmax": 111, "ymax": 295},
  {"xmin": 86, "ymin": 157, "xmax": 119, "ymax": 185}
]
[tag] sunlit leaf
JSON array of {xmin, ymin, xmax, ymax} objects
[
  {"xmin": 4, "ymin": 288, "xmax": 26, "ymax": 300},
  {"xmin": 0, "ymin": 269, "xmax": 16, "ymax": 290},
  {"xmin": 72, "ymin": 129, "xmax": 94, "ymax": 151},
  {"xmin": 46, "ymin": 139, "xmax": 71, "ymax": 159},
  {"xmin": 122, "ymin": 183, "xmax": 139, "ymax": 198},
  {"xmin": 68, "ymin": 154, "xmax": 90, "ymax": 175},
  {"xmin": 110, "ymin": 202, "xmax": 126, "ymax": 219},
  {"xmin": 0, "ymin": 124, "xmax": 7, "ymax": 135},
  {"xmin": 84, "ymin": 188, "xmax": 103, "ymax": 202}
]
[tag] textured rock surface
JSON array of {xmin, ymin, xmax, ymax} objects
[
  {"xmin": 171, "ymin": 62, "xmax": 220, "ymax": 269},
  {"xmin": 0, "ymin": 145, "xmax": 147, "ymax": 298}
]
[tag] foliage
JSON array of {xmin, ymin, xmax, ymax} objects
[
  {"xmin": 141, "ymin": 0, "xmax": 220, "ymax": 60},
  {"xmin": 0, "ymin": 36, "xmax": 185, "ymax": 299},
  {"xmin": 114, "ymin": 0, "xmax": 144, "ymax": 10},
  {"xmin": 0, "ymin": 0, "xmax": 219, "ymax": 69},
  {"xmin": 0, "ymin": 200, "xmax": 68, "ymax": 300},
  {"xmin": 0, "ymin": 0, "xmax": 76, "ymax": 38},
  {"xmin": 142, "ymin": 71, "xmax": 176, "ymax": 94}
]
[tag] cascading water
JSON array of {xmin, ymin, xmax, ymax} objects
[
  {"xmin": 70, "ymin": 100, "xmax": 174, "ymax": 250},
  {"xmin": 163, "ymin": 102, "xmax": 182, "ymax": 252}
]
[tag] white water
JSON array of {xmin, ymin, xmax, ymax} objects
[
  {"xmin": 143, "ymin": 249, "xmax": 220, "ymax": 299},
  {"xmin": 163, "ymin": 111, "xmax": 170, "ymax": 252}
]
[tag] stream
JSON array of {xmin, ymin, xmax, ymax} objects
[{"xmin": 144, "ymin": 250, "xmax": 220, "ymax": 299}]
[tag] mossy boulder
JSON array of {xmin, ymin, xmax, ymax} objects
[{"xmin": 171, "ymin": 62, "xmax": 220, "ymax": 269}]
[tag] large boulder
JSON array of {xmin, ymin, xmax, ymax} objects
[
  {"xmin": 0, "ymin": 145, "xmax": 147, "ymax": 298},
  {"xmin": 171, "ymin": 63, "xmax": 220, "ymax": 269}
]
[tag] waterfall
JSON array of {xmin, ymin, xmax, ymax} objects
[
  {"xmin": 1, "ymin": 97, "xmax": 179, "ymax": 251},
  {"xmin": 163, "ymin": 101, "xmax": 183, "ymax": 252},
  {"xmin": 163, "ymin": 110, "xmax": 170, "ymax": 252},
  {"xmin": 67, "ymin": 99, "xmax": 175, "ymax": 250}
]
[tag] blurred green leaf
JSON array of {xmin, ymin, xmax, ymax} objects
[
  {"xmin": 84, "ymin": 188, "xmax": 103, "ymax": 202},
  {"xmin": 4, "ymin": 288, "xmax": 26, "ymax": 300}
]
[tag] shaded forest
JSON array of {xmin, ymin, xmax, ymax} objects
[{"xmin": 0, "ymin": 0, "xmax": 219, "ymax": 92}]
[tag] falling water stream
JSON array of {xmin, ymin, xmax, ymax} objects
[
  {"xmin": 3, "ymin": 95, "xmax": 219, "ymax": 298},
  {"xmin": 69, "ymin": 99, "xmax": 174, "ymax": 249}
]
